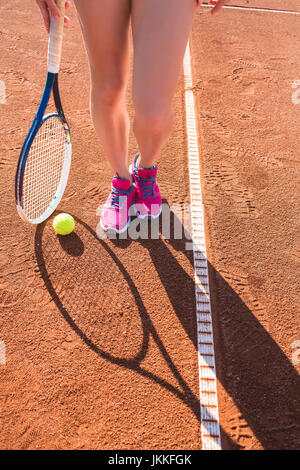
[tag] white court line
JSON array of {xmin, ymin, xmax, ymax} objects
[
  {"xmin": 0, "ymin": 80, "xmax": 6, "ymax": 104},
  {"xmin": 183, "ymin": 43, "xmax": 221, "ymax": 451},
  {"xmin": 0, "ymin": 340, "xmax": 6, "ymax": 364},
  {"xmin": 201, "ymin": 2, "xmax": 300, "ymax": 15}
]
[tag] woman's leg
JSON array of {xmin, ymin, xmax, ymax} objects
[
  {"xmin": 73, "ymin": 0, "xmax": 132, "ymax": 180},
  {"xmin": 131, "ymin": 0, "xmax": 197, "ymax": 168}
]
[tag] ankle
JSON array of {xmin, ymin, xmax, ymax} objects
[
  {"xmin": 116, "ymin": 171, "xmax": 133, "ymax": 184},
  {"xmin": 137, "ymin": 154, "xmax": 156, "ymax": 170}
]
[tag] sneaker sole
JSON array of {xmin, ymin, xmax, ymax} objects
[
  {"xmin": 134, "ymin": 206, "xmax": 162, "ymax": 220},
  {"xmin": 100, "ymin": 217, "xmax": 131, "ymax": 234}
]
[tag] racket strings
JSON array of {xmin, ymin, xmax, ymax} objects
[{"xmin": 23, "ymin": 116, "xmax": 67, "ymax": 221}]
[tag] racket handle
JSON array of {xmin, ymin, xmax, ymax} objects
[{"xmin": 47, "ymin": 0, "xmax": 65, "ymax": 74}]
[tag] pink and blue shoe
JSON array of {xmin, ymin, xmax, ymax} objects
[
  {"xmin": 130, "ymin": 152, "xmax": 162, "ymax": 219},
  {"xmin": 100, "ymin": 176, "xmax": 135, "ymax": 233}
]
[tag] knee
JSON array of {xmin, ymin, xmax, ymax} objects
[
  {"xmin": 134, "ymin": 107, "xmax": 173, "ymax": 136},
  {"xmin": 91, "ymin": 77, "xmax": 126, "ymax": 108}
]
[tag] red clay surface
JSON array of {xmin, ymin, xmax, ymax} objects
[{"xmin": 0, "ymin": 1, "xmax": 299, "ymax": 450}]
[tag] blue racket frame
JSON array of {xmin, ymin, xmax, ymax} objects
[{"xmin": 15, "ymin": 72, "xmax": 71, "ymax": 223}]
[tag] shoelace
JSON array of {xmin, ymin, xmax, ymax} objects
[
  {"xmin": 110, "ymin": 186, "xmax": 131, "ymax": 209},
  {"xmin": 134, "ymin": 168, "xmax": 156, "ymax": 199}
]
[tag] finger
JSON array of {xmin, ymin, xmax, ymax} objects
[
  {"xmin": 46, "ymin": 0, "xmax": 61, "ymax": 21},
  {"xmin": 37, "ymin": 1, "xmax": 51, "ymax": 33},
  {"xmin": 211, "ymin": 0, "xmax": 227, "ymax": 15},
  {"xmin": 64, "ymin": 1, "xmax": 71, "ymax": 23}
]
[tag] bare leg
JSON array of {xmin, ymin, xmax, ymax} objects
[
  {"xmin": 73, "ymin": 0, "xmax": 132, "ymax": 180},
  {"xmin": 131, "ymin": 0, "xmax": 197, "ymax": 168}
]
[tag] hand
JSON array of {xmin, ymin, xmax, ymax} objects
[
  {"xmin": 209, "ymin": 0, "xmax": 230, "ymax": 15},
  {"xmin": 36, "ymin": 0, "xmax": 71, "ymax": 33}
]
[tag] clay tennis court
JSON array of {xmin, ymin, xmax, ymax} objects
[{"xmin": 0, "ymin": 0, "xmax": 299, "ymax": 450}]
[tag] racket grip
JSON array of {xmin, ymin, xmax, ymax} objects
[{"xmin": 47, "ymin": 0, "xmax": 66, "ymax": 74}]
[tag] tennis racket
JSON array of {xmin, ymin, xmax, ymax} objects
[{"xmin": 15, "ymin": 0, "xmax": 71, "ymax": 224}]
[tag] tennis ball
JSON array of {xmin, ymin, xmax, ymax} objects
[{"xmin": 53, "ymin": 213, "xmax": 75, "ymax": 236}]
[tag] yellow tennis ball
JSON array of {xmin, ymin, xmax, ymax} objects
[{"xmin": 53, "ymin": 213, "xmax": 75, "ymax": 236}]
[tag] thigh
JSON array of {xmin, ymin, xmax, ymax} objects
[
  {"xmin": 74, "ymin": 0, "xmax": 131, "ymax": 85},
  {"xmin": 131, "ymin": 0, "xmax": 197, "ymax": 111}
]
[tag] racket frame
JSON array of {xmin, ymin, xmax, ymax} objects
[
  {"xmin": 15, "ymin": 74, "xmax": 71, "ymax": 224},
  {"xmin": 15, "ymin": 0, "xmax": 71, "ymax": 224}
]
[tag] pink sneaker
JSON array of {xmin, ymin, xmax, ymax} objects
[
  {"xmin": 130, "ymin": 153, "xmax": 162, "ymax": 219},
  {"xmin": 100, "ymin": 176, "xmax": 135, "ymax": 233}
]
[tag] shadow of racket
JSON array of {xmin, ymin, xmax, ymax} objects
[{"xmin": 35, "ymin": 215, "xmax": 235, "ymax": 449}]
